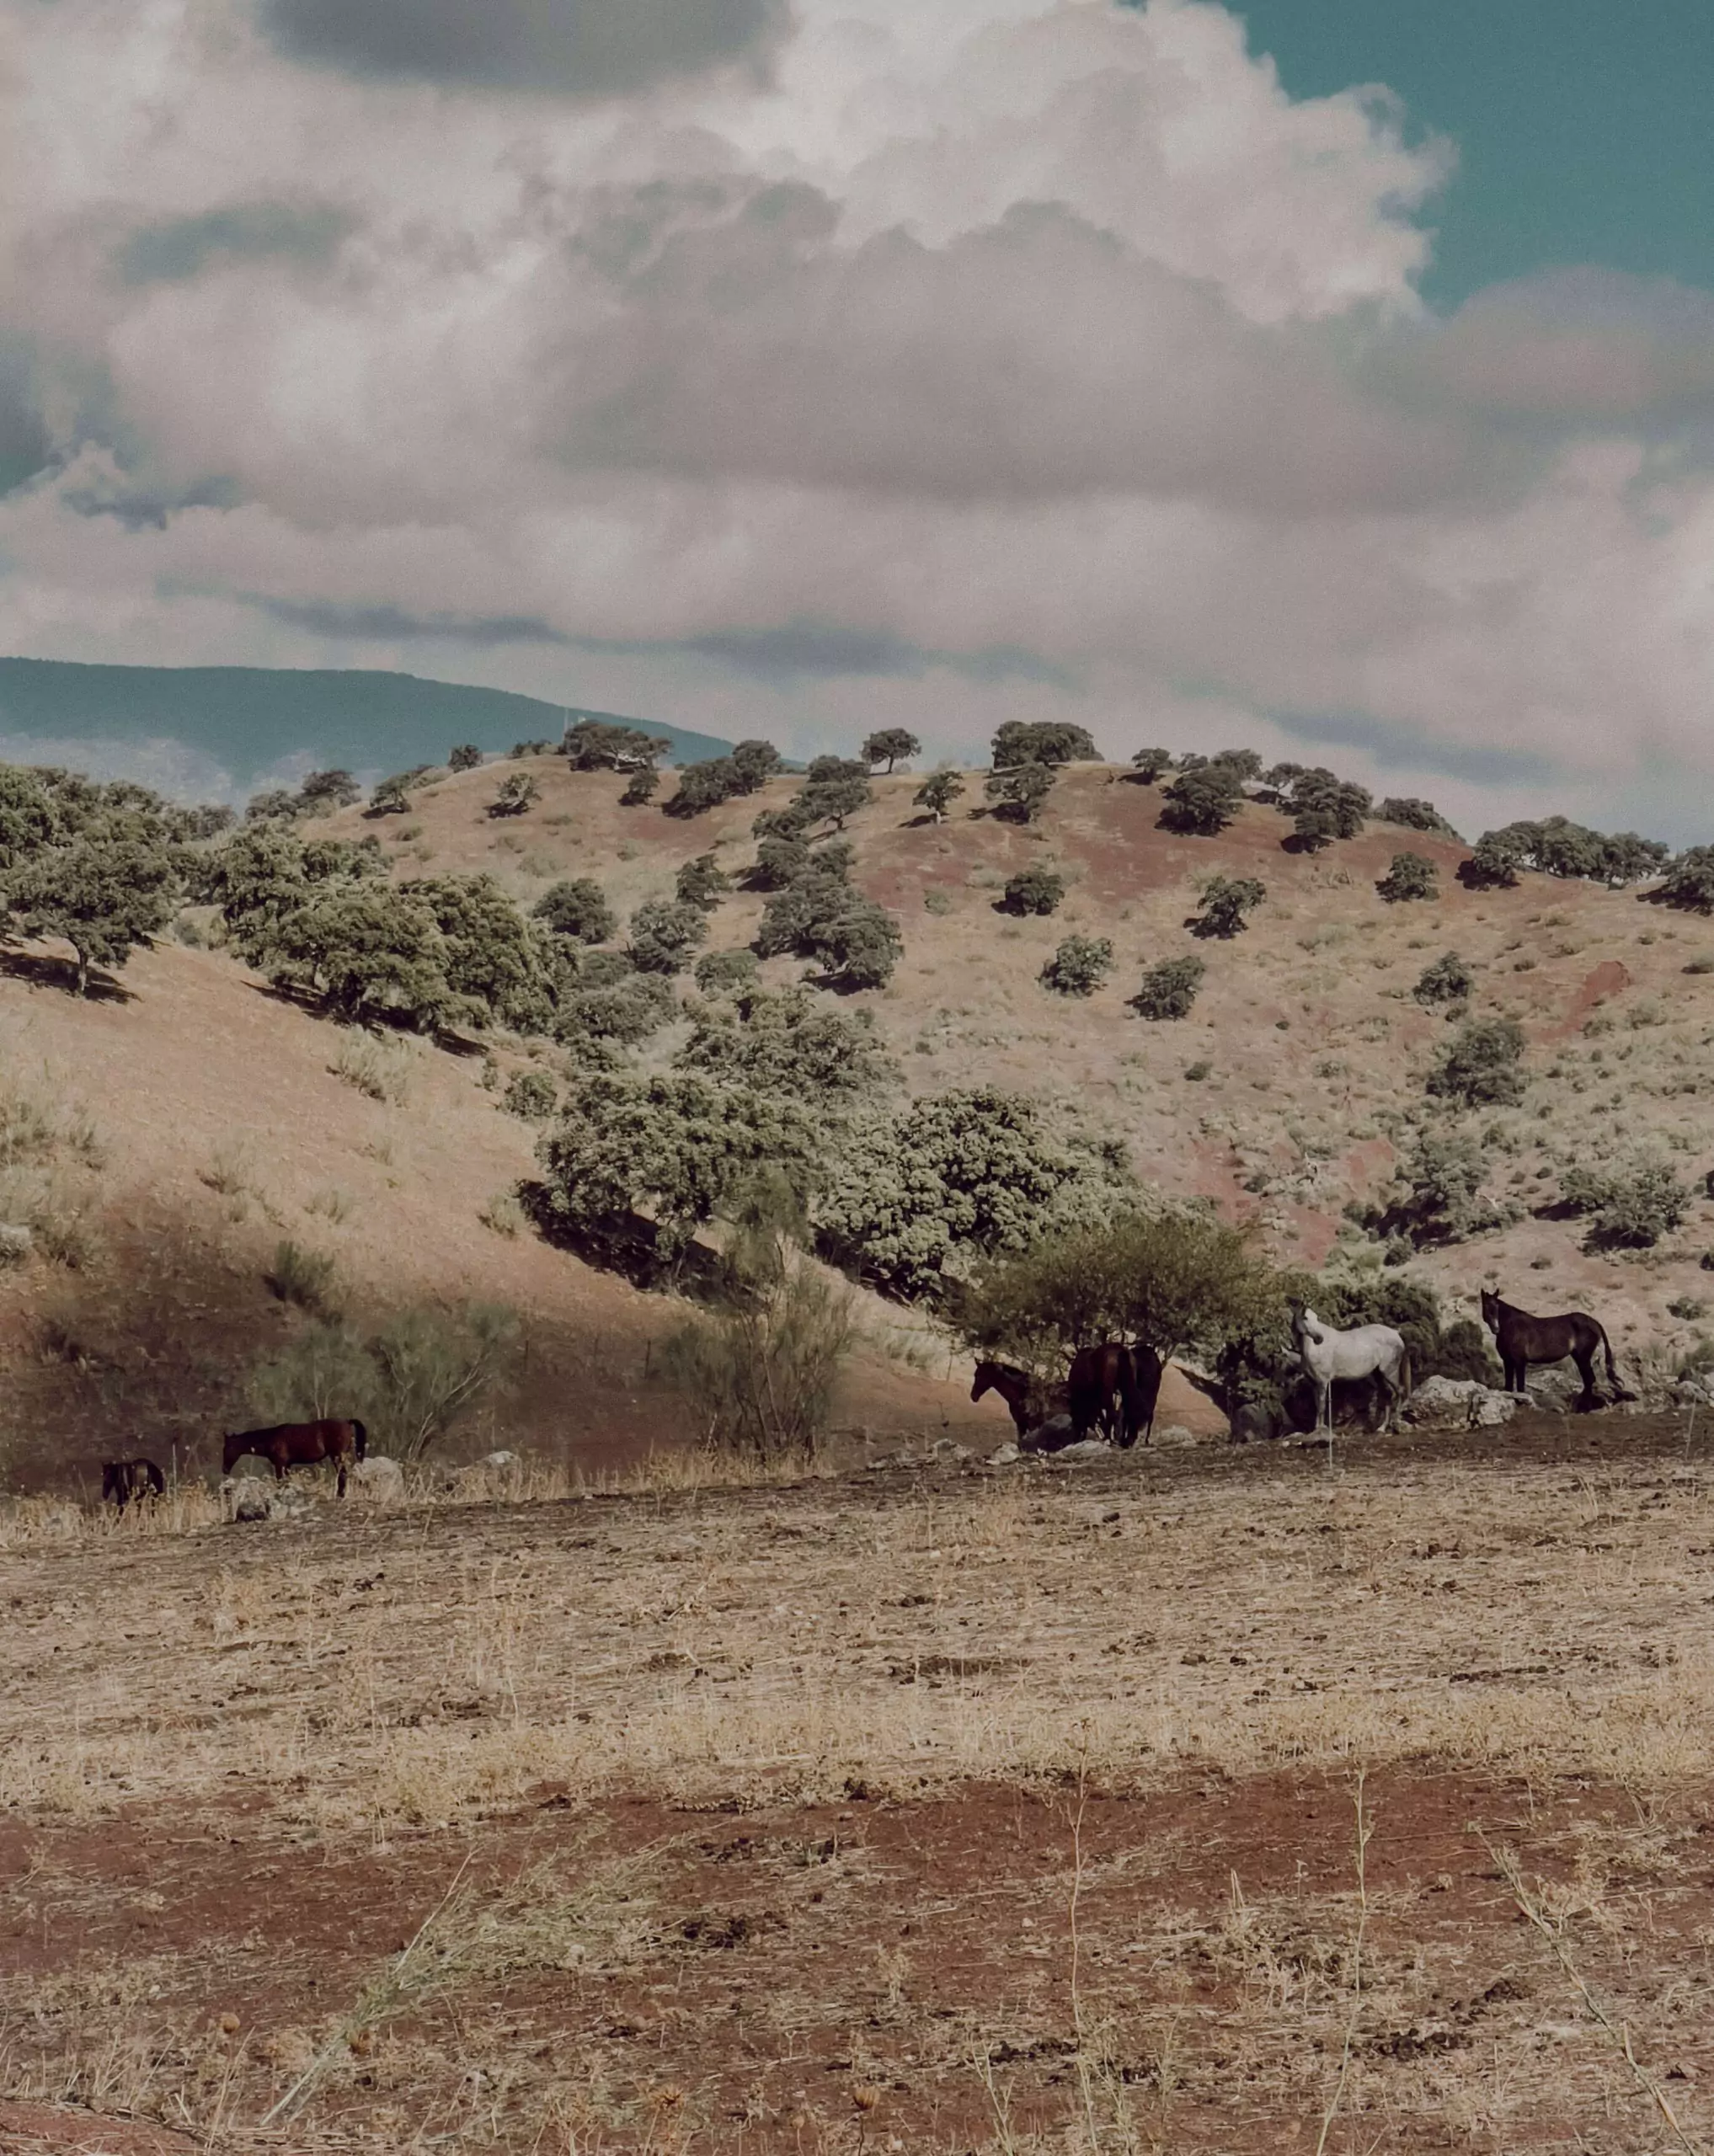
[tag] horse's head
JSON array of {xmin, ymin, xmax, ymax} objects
[
  {"xmin": 221, "ymin": 1433, "xmax": 245, "ymax": 1475},
  {"xmin": 1479, "ymin": 1288, "xmax": 1500, "ymax": 1333},
  {"xmin": 970, "ymin": 1364, "xmax": 994, "ymax": 1403},
  {"xmin": 1295, "ymin": 1306, "xmax": 1326, "ymax": 1345}
]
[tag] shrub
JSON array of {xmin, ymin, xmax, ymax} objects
[
  {"xmin": 368, "ymin": 775, "xmax": 414, "ymax": 816},
  {"xmin": 448, "ymin": 744, "xmax": 484, "ymax": 771},
  {"xmin": 1191, "ymin": 875, "xmax": 1264, "ymax": 938},
  {"xmin": 248, "ymin": 1318, "xmax": 376, "ymax": 1429},
  {"xmin": 985, "ymin": 764, "xmax": 1056, "ymax": 823},
  {"xmin": 1001, "ymin": 864, "xmax": 1065, "ymax": 915},
  {"xmin": 1466, "ymin": 818, "xmax": 1667, "ymax": 889},
  {"xmin": 729, "ymin": 739, "xmax": 783, "ymax": 793},
  {"xmin": 1041, "ymin": 935, "xmax": 1113, "ymax": 995},
  {"xmin": 503, "ymin": 1068, "xmax": 559, "ymax": 1121},
  {"xmin": 1560, "ymin": 1156, "xmax": 1690, "ymax": 1249},
  {"xmin": 677, "ymin": 986, "xmax": 899, "ymax": 1101},
  {"xmin": 990, "ymin": 720, "xmax": 1101, "ymax": 767},
  {"xmin": 675, "ymin": 853, "xmax": 732, "ymax": 912},
  {"xmin": 628, "ymin": 898, "xmax": 708, "ymax": 975},
  {"xmin": 1129, "ymin": 748, "xmax": 1175, "ymax": 782},
  {"xmin": 793, "ymin": 760, "xmax": 872, "ymax": 831},
  {"xmin": 265, "ymin": 1239, "xmax": 340, "ymax": 1314},
  {"xmin": 1653, "ymin": 845, "xmax": 1714, "ymax": 913},
  {"xmin": 1158, "ymin": 764, "xmax": 1242, "ymax": 835},
  {"xmin": 620, "ymin": 766, "xmax": 659, "ymax": 806},
  {"xmin": 328, "ymin": 1031, "xmax": 413, "ymax": 1104},
  {"xmin": 923, "ymin": 886, "xmax": 953, "ymax": 915},
  {"xmin": 554, "ymin": 972, "xmax": 676, "ymax": 1047},
  {"xmin": 532, "ymin": 878, "xmax": 616, "ymax": 945},
  {"xmin": 862, "ymin": 728, "xmax": 920, "ymax": 774},
  {"xmin": 1427, "ymin": 1016, "xmax": 1526, "ymax": 1107},
  {"xmin": 262, "ymin": 884, "xmax": 454, "ymax": 1028},
  {"xmin": 694, "ymin": 947, "xmax": 760, "ymax": 995},
  {"xmin": 408, "ymin": 873, "xmax": 553, "ymax": 1030},
  {"xmin": 1413, "ymin": 951, "xmax": 1474, "ymax": 1005},
  {"xmin": 914, "ymin": 771, "xmax": 966, "ymax": 823},
  {"xmin": 1130, "ymin": 955, "xmax": 1204, "ymax": 1020},
  {"xmin": 366, "ymin": 1303, "xmax": 520, "ymax": 1460},
  {"xmin": 1378, "ymin": 796, "xmax": 1456, "ymax": 836},
  {"xmin": 490, "ymin": 771, "xmax": 539, "ymax": 818},
  {"xmin": 756, "ymin": 847, "xmax": 901, "ymax": 990},
  {"xmin": 750, "ymin": 832, "xmax": 812, "ymax": 889},
  {"xmin": 297, "ymin": 769, "xmax": 362, "ymax": 816},
  {"xmin": 664, "ymin": 757, "xmax": 742, "ymax": 818},
  {"xmin": 1385, "ymin": 1127, "xmax": 1495, "ymax": 1245},
  {"xmin": 1377, "ymin": 851, "xmax": 1439, "ymax": 903}
]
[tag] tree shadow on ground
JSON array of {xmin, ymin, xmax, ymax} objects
[{"xmin": 0, "ymin": 949, "xmax": 134, "ymax": 1002}]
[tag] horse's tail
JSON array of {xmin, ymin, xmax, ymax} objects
[
  {"xmin": 1594, "ymin": 1323, "xmax": 1626, "ymax": 1396},
  {"xmin": 352, "ymin": 1418, "xmax": 367, "ymax": 1460}
]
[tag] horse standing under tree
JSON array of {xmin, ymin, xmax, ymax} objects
[
  {"xmin": 970, "ymin": 1361, "xmax": 1065, "ymax": 1441},
  {"xmin": 1480, "ymin": 1289, "xmax": 1625, "ymax": 1411},
  {"xmin": 1067, "ymin": 1342, "xmax": 1166, "ymax": 1447},
  {"xmin": 102, "ymin": 1459, "xmax": 164, "ymax": 1509},
  {"xmin": 1292, "ymin": 1307, "xmax": 1412, "ymax": 1435},
  {"xmin": 223, "ymin": 1419, "xmax": 366, "ymax": 1497}
]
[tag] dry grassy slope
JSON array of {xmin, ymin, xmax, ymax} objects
[{"xmin": 330, "ymin": 758, "xmax": 1714, "ymax": 1374}]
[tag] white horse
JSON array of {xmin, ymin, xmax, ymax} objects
[{"xmin": 1292, "ymin": 1307, "xmax": 1412, "ymax": 1434}]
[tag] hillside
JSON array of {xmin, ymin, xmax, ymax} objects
[{"xmin": 0, "ymin": 658, "xmax": 730, "ymax": 794}]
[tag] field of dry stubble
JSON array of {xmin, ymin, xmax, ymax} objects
[{"xmin": 7, "ymin": 1412, "xmax": 1714, "ymax": 2155}]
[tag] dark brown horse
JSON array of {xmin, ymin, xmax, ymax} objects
[
  {"xmin": 1066, "ymin": 1343, "xmax": 1166, "ymax": 1447},
  {"xmin": 1480, "ymin": 1290, "xmax": 1625, "ymax": 1411},
  {"xmin": 102, "ymin": 1458, "xmax": 164, "ymax": 1508},
  {"xmin": 224, "ymin": 1419, "xmax": 366, "ymax": 1497},
  {"xmin": 971, "ymin": 1361, "xmax": 1062, "ymax": 1440}
]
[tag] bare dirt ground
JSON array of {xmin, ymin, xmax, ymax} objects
[{"xmin": 7, "ymin": 1411, "xmax": 1714, "ymax": 2153}]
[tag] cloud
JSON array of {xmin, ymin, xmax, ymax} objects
[
  {"xmin": 259, "ymin": 0, "xmax": 788, "ymax": 96},
  {"xmin": 252, "ymin": 596, "xmax": 568, "ymax": 644},
  {"xmin": 115, "ymin": 200, "xmax": 355, "ymax": 286}
]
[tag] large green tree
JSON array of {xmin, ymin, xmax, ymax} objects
[{"xmin": 6, "ymin": 825, "xmax": 179, "ymax": 994}]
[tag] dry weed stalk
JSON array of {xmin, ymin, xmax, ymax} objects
[
  {"xmin": 1483, "ymin": 1833, "xmax": 1707, "ymax": 2156},
  {"xmin": 1313, "ymin": 1768, "xmax": 1372, "ymax": 2156}
]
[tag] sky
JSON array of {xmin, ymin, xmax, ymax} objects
[{"xmin": 2, "ymin": 0, "xmax": 1713, "ymax": 833}]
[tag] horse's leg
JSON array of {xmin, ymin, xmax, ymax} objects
[
  {"xmin": 1573, "ymin": 1347, "xmax": 1599, "ymax": 1412},
  {"xmin": 1315, "ymin": 1379, "xmax": 1330, "ymax": 1434}
]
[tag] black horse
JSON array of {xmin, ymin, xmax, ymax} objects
[
  {"xmin": 1066, "ymin": 1343, "xmax": 1166, "ymax": 1447},
  {"xmin": 1480, "ymin": 1289, "xmax": 1626, "ymax": 1411},
  {"xmin": 970, "ymin": 1361, "xmax": 1064, "ymax": 1440},
  {"xmin": 102, "ymin": 1458, "xmax": 165, "ymax": 1508}
]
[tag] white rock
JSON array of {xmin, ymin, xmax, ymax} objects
[
  {"xmin": 1021, "ymin": 1413, "xmax": 1076, "ymax": 1454},
  {"xmin": 1055, "ymin": 1438, "xmax": 1113, "ymax": 1462},
  {"xmin": 0, "ymin": 1223, "xmax": 33, "ymax": 1262},
  {"xmin": 1151, "ymin": 1424, "xmax": 1196, "ymax": 1447},
  {"xmin": 347, "ymin": 1454, "xmax": 406, "ymax": 1502},
  {"xmin": 222, "ymin": 1474, "xmax": 313, "ymax": 1523},
  {"xmin": 986, "ymin": 1443, "xmax": 1021, "ymax": 1467},
  {"xmin": 1404, "ymin": 1377, "xmax": 1518, "ymax": 1430},
  {"xmin": 478, "ymin": 1449, "xmax": 518, "ymax": 1470}
]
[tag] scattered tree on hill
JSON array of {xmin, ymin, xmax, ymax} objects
[
  {"xmin": 675, "ymin": 853, "xmax": 732, "ymax": 913},
  {"xmin": 664, "ymin": 757, "xmax": 742, "ymax": 818},
  {"xmin": 819, "ymin": 1086, "xmax": 1131, "ymax": 1300},
  {"xmin": 1369, "ymin": 1128, "xmax": 1498, "ymax": 1247},
  {"xmin": 990, "ymin": 720, "xmax": 1100, "ymax": 768},
  {"xmin": 554, "ymin": 967, "xmax": 676, "ymax": 1049},
  {"xmin": 693, "ymin": 947, "xmax": 761, "ymax": 995},
  {"xmin": 1560, "ymin": 1155, "xmax": 1690, "ymax": 1249},
  {"xmin": 297, "ymin": 769, "xmax": 362, "ymax": 816},
  {"xmin": 677, "ymin": 986, "xmax": 899, "ymax": 1102},
  {"xmin": 750, "ymin": 831, "xmax": 812, "ymax": 889},
  {"xmin": 489, "ymin": 771, "xmax": 539, "ymax": 818},
  {"xmin": 164, "ymin": 803, "xmax": 237, "ymax": 843},
  {"xmin": 368, "ymin": 775, "xmax": 414, "ymax": 817},
  {"xmin": 1183, "ymin": 748, "xmax": 1263, "ymax": 783},
  {"xmin": 448, "ymin": 744, "xmax": 484, "ymax": 771},
  {"xmin": 1413, "ymin": 950, "xmax": 1474, "ymax": 1006},
  {"xmin": 1378, "ymin": 795, "xmax": 1456, "ymax": 836},
  {"xmin": 1191, "ymin": 874, "xmax": 1264, "ymax": 938},
  {"xmin": 628, "ymin": 897, "xmax": 708, "ymax": 975},
  {"xmin": 408, "ymin": 874, "xmax": 553, "ymax": 1030},
  {"xmin": 1158, "ymin": 762, "xmax": 1243, "ymax": 835},
  {"xmin": 1001, "ymin": 863, "xmax": 1065, "ymax": 915},
  {"xmin": 1129, "ymin": 747, "xmax": 1176, "ymax": 782},
  {"xmin": 562, "ymin": 719, "xmax": 671, "ymax": 771},
  {"xmin": 1040, "ymin": 935, "xmax": 1113, "ymax": 995},
  {"xmin": 1428, "ymin": 1015, "xmax": 1526, "ymax": 1107},
  {"xmin": 264, "ymin": 883, "xmax": 455, "ymax": 1029},
  {"xmin": 985, "ymin": 762, "xmax": 1057, "ymax": 823},
  {"xmin": 794, "ymin": 759, "xmax": 873, "ymax": 832},
  {"xmin": 756, "ymin": 844, "xmax": 901, "ymax": 990},
  {"xmin": 1283, "ymin": 767, "xmax": 1370, "ymax": 851},
  {"xmin": 730, "ymin": 739, "xmax": 784, "ymax": 794},
  {"xmin": 1130, "ymin": 955, "xmax": 1204, "ymax": 1019},
  {"xmin": 1647, "ymin": 845, "xmax": 1714, "ymax": 913},
  {"xmin": 0, "ymin": 766, "xmax": 63, "ymax": 869},
  {"xmin": 1376, "ymin": 851, "xmax": 1439, "ymax": 903},
  {"xmin": 1465, "ymin": 817, "xmax": 1669, "ymax": 889},
  {"xmin": 4, "ymin": 825, "xmax": 179, "ymax": 995},
  {"xmin": 914, "ymin": 770, "xmax": 966, "ymax": 823},
  {"xmin": 246, "ymin": 787, "xmax": 302, "ymax": 824},
  {"xmin": 532, "ymin": 878, "xmax": 616, "ymax": 945},
  {"xmin": 621, "ymin": 766, "xmax": 661, "ymax": 807},
  {"xmin": 862, "ymin": 728, "xmax": 920, "ymax": 774}
]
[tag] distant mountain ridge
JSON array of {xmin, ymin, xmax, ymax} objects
[{"xmin": 0, "ymin": 658, "xmax": 734, "ymax": 798}]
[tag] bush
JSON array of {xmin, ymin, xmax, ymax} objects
[
  {"xmin": 1129, "ymin": 748, "xmax": 1175, "ymax": 782},
  {"xmin": 1378, "ymin": 795, "xmax": 1456, "ymax": 835},
  {"xmin": 664, "ymin": 757, "xmax": 742, "ymax": 818},
  {"xmin": 1158, "ymin": 764, "xmax": 1241, "ymax": 835},
  {"xmin": 730, "ymin": 739, "xmax": 784, "ymax": 794},
  {"xmin": 985, "ymin": 764, "xmax": 1056, "ymax": 823},
  {"xmin": 368, "ymin": 775, "xmax": 414, "ymax": 816},
  {"xmin": 990, "ymin": 721, "xmax": 1100, "ymax": 768},
  {"xmin": 328, "ymin": 1031, "xmax": 413, "ymax": 1104},
  {"xmin": 862, "ymin": 728, "xmax": 920, "ymax": 774},
  {"xmin": 490, "ymin": 771, "xmax": 539, "ymax": 818},
  {"xmin": 265, "ymin": 1239, "xmax": 341, "ymax": 1315},
  {"xmin": 628, "ymin": 898, "xmax": 708, "ymax": 975},
  {"xmin": 448, "ymin": 744, "xmax": 484, "ymax": 771},
  {"xmin": 297, "ymin": 769, "xmax": 362, "ymax": 816},
  {"xmin": 1560, "ymin": 1156, "xmax": 1690, "ymax": 1249},
  {"xmin": 756, "ymin": 846, "xmax": 901, "ymax": 990},
  {"xmin": 1413, "ymin": 951, "xmax": 1474, "ymax": 1005},
  {"xmin": 620, "ymin": 766, "xmax": 660, "ymax": 806},
  {"xmin": 555, "ymin": 971, "xmax": 676, "ymax": 1047},
  {"xmin": 366, "ymin": 1303, "xmax": 520, "ymax": 1460},
  {"xmin": 694, "ymin": 947, "xmax": 760, "ymax": 995},
  {"xmin": 254, "ymin": 884, "xmax": 457, "ymax": 1030},
  {"xmin": 914, "ymin": 771, "xmax": 966, "ymax": 822},
  {"xmin": 1383, "ymin": 1127, "xmax": 1495, "ymax": 1246},
  {"xmin": 1427, "ymin": 1017, "xmax": 1526, "ymax": 1107},
  {"xmin": 677, "ymin": 986, "xmax": 899, "ymax": 1101},
  {"xmin": 533, "ymin": 878, "xmax": 616, "ymax": 944},
  {"xmin": 503, "ymin": 1068, "xmax": 559, "ymax": 1121},
  {"xmin": 675, "ymin": 853, "xmax": 732, "ymax": 912},
  {"xmin": 1001, "ymin": 864, "xmax": 1065, "ymax": 915},
  {"xmin": 750, "ymin": 832, "xmax": 812, "ymax": 889},
  {"xmin": 1191, "ymin": 874, "xmax": 1264, "ymax": 938},
  {"xmin": 1376, "ymin": 851, "xmax": 1439, "ymax": 903},
  {"xmin": 1652, "ymin": 845, "xmax": 1714, "ymax": 913},
  {"xmin": 1041, "ymin": 935, "xmax": 1113, "ymax": 995},
  {"xmin": 408, "ymin": 873, "xmax": 553, "ymax": 1030},
  {"xmin": 1466, "ymin": 818, "xmax": 1668, "ymax": 889},
  {"xmin": 1130, "ymin": 956, "xmax": 1204, "ymax": 1020}
]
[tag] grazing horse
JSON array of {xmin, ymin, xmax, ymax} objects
[
  {"xmin": 971, "ymin": 1361, "xmax": 1061, "ymax": 1441},
  {"xmin": 1292, "ymin": 1307, "xmax": 1412, "ymax": 1435},
  {"xmin": 102, "ymin": 1458, "xmax": 164, "ymax": 1509},
  {"xmin": 1481, "ymin": 1289, "xmax": 1624, "ymax": 1411},
  {"xmin": 1066, "ymin": 1343, "xmax": 1167, "ymax": 1447},
  {"xmin": 223, "ymin": 1418, "xmax": 366, "ymax": 1497}
]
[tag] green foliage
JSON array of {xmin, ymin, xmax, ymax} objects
[
  {"xmin": 750, "ymin": 831, "xmax": 812, "ymax": 889},
  {"xmin": 489, "ymin": 771, "xmax": 539, "ymax": 818},
  {"xmin": 619, "ymin": 765, "xmax": 660, "ymax": 806},
  {"xmin": 1283, "ymin": 767, "xmax": 1370, "ymax": 850},
  {"xmin": 537, "ymin": 1072, "xmax": 817, "ymax": 1268},
  {"xmin": 1130, "ymin": 955, "xmax": 1204, "ymax": 1020},
  {"xmin": 448, "ymin": 744, "xmax": 484, "ymax": 771},
  {"xmin": 1413, "ymin": 950, "xmax": 1474, "ymax": 1005},
  {"xmin": 368, "ymin": 775, "xmax": 414, "ymax": 816},
  {"xmin": 0, "ymin": 766, "xmax": 63, "ymax": 870},
  {"xmin": 503, "ymin": 1067, "xmax": 559, "ymax": 1121},
  {"xmin": 1560, "ymin": 1155, "xmax": 1690, "ymax": 1249},
  {"xmin": 1384, "ymin": 1127, "xmax": 1496, "ymax": 1246},
  {"xmin": 914, "ymin": 771, "xmax": 966, "ymax": 821},
  {"xmin": 553, "ymin": 968, "xmax": 676, "ymax": 1048},
  {"xmin": 1040, "ymin": 935, "xmax": 1113, "ymax": 995},
  {"xmin": 562, "ymin": 719, "xmax": 670, "ymax": 771},
  {"xmin": 1191, "ymin": 874, "xmax": 1264, "ymax": 938},
  {"xmin": 369, "ymin": 1304, "xmax": 520, "ymax": 1460},
  {"xmin": 265, "ymin": 1238, "xmax": 341, "ymax": 1315},
  {"xmin": 1466, "ymin": 817, "xmax": 1668, "ymax": 889},
  {"xmin": 664, "ymin": 757, "xmax": 743, "ymax": 817},
  {"xmin": 1378, "ymin": 795, "xmax": 1457, "ymax": 836},
  {"xmin": 628, "ymin": 897, "xmax": 708, "ymax": 975},
  {"xmin": 862, "ymin": 728, "xmax": 921, "ymax": 773},
  {"xmin": 297, "ymin": 769, "xmax": 362, "ymax": 816},
  {"xmin": 408, "ymin": 873, "xmax": 553, "ymax": 1029},
  {"xmin": 730, "ymin": 739, "xmax": 783, "ymax": 793},
  {"xmin": 1427, "ymin": 1016, "xmax": 1526, "ymax": 1107},
  {"xmin": 1653, "ymin": 845, "xmax": 1714, "ymax": 913},
  {"xmin": 819, "ymin": 1086, "xmax": 1132, "ymax": 1300},
  {"xmin": 756, "ymin": 845, "xmax": 900, "ymax": 990},
  {"xmin": 693, "ymin": 947, "xmax": 761, "ymax": 995},
  {"xmin": 4, "ymin": 823, "xmax": 179, "ymax": 993},
  {"xmin": 1129, "ymin": 747, "xmax": 1175, "ymax": 782},
  {"xmin": 793, "ymin": 758, "xmax": 873, "ymax": 832},
  {"xmin": 532, "ymin": 877, "xmax": 616, "ymax": 944},
  {"xmin": 677, "ymin": 986, "xmax": 899, "ymax": 1101},
  {"xmin": 266, "ymin": 884, "xmax": 455, "ymax": 1027},
  {"xmin": 675, "ymin": 852, "xmax": 732, "ymax": 912},
  {"xmin": 1376, "ymin": 851, "xmax": 1439, "ymax": 902},
  {"xmin": 1158, "ymin": 763, "xmax": 1242, "ymax": 835},
  {"xmin": 1001, "ymin": 863, "xmax": 1065, "ymax": 915},
  {"xmin": 990, "ymin": 720, "xmax": 1100, "ymax": 768},
  {"xmin": 985, "ymin": 763, "xmax": 1056, "ymax": 823}
]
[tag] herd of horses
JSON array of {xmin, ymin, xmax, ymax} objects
[
  {"xmin": 971, "ymin": 1289, "xmax": 1628, "ymax": 1450},
  {"xmin": 99, "ymin": 1418, "xmax": 368, "ymax": 1509}
]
